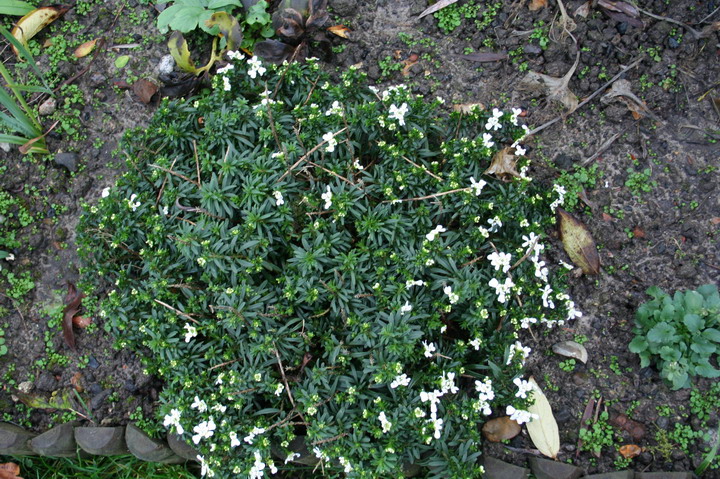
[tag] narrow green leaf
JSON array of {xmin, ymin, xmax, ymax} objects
[{"xmin": 0, "ymin": 0, "xmax": 34, "ymax": 16}]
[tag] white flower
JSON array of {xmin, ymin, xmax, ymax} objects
[
  {"xmin": 506, "ymin": 405, "xmax": 538, "ymax": 424},
  {"xmin": 197, "ymin": 257, "xmax": 206, "ymax": 267},
  {"xmin": 510, "ymin": 107, "xmax": 523, "ymax": 125},
  {"xmin": 339, "ymin": 456, "xmax": 353, "ymax": 473},
  {"xmin": 566, "ymin": 301, "xmax": 583, "ymax": 320},
  {"xmin": 4, "ymin": 254, "xmax": 15, "ymax": 262},
  {"xmin": 247, "ymin": 56, "xmax": 266, "ymax": 79},
  {"xmin": 469, "ymin": 338, "xmax": 482, "ymax": 350},
  {"xmin": 229, "ymin": 432, "xmax": 241, "ymax": 447},
  {"xmin": 378, "ymin": 411, "xmax": 392, "ymax": 433},
  {"xmin": 422, "ymin": 341, "xmax": 436, "ymax": 358},
  {"xmin": 487, "ymin": 251, "xmax": 512, "ymax": 273},
  {"xmin": 244, "ymin": 426, "xmax": 266, "ymax": 444},
  {"xmin": 507, "ymin": 341, "xmax": 531, "ymax": 366},
  {"xmin": 184, "ymin": 323, "xmax": 197, "ymax": 343},
  {"xmin": 520, "ymin": 317, "xmax": 537, "ymax": 329},
  {"xmin": 274, "ymin": 383, "xmax": 285, "ymax": 396},
  {"xmin": 400, "ymin": 301, "xmax": 413, "ymax": 315},
  {"xmin": 191, "ymin": 396, "xmax": 207, "ymax": 412},
  {"xmin": 162, "ymin": 205, "xmax": 169, "ymax": 215},
  {"xmin": 198, "ymin": 455, "xmax": 215, "ymax": 478},
  {"xmin": 488, "ymin": 277, "xmax": 515, "ymax": 304},
  {"xmin": 405, "ymin": 279, "xmax": 425, "ymax": 288},
  {"xmin": 485, "ymin": 108, "xmax": 503, "ymax": 131},
  {"xmin": 390, "ymin": 373, "xmax": 410, "ymax": 389},
  {"xmin": 534, "ymin": 259, "xmax": 549, "ymax": 282},
  {"xmin": 515, "ymin": 144, "xmax": 526, "ymax": 156},
  {"xmin": 222, "ymin": 76, "xmax": 231, "ymax": 91},
  {"xmin": 249, "ymin": 451, "xmax": 266, "ymax": 479},
  {"xmin": 284, "ymin": 452, "xmax": 300, "ymax": 464},
  {"xmin": 163, "ymin": 408, "xmax": 183, "ymax": 435},
  {"xmin": 127, "ymin": 194, "xmax": 140, "ymax": 211},
  {"xmin": 541, "ymin": 284, "xmax": 555, "ymax": 309},
  {"xmin": 440, "ymin": 372, "xmax": 459, "ymax": 394},
  {"xmin": 101, "ymin": 187, "xmax": 110, "ymax": 198},
  {"xmin": 352, "ymin": 159, "xmax": 364, "ymax": 170},
  {"xmin": 273, "ymin": 190, "xmax": 284, "ymax": 206},
  {"xmin": 443, "ymin": 285, "xmax": 459, "ymax": 304},
  {"xmin": 513, "ymin": 377, "xmax": 533, "ymax": 399},
  {"xmin": 325, "ymin": 100, "xmax": 343, "ymax": 116},
  {"xmin": 487, "ymin": 216, "xmax": 502, "ymax": 232},
  {"xmin": 482, "ymin": 132, "xmax": 495, "ymax": 148},
  {"xmin": 388, "ymin": 102, "xmax": 409, "ymax": 126},
  {"xmin": 559, "ymin": 260, "xmax": 574, "ymax": 270},
  {"xmin": 469, "ymin": 176, "xmax": 486, "ymax": 196},
  {"xmin": 321, "ymin": 185, "xmax": 333, "ymax": 209},
  {"xmin": 430, "ymin": 416, "xmax": 444, "ymax": 439},
  {"xmin": 475, "ymin": 377, "xmax": 495, "ymax": 401},
  {"xmin": 425, "ymin": 225, "xmax": 447, "ymax": 242},
  {"xmin": 192, "ymin": 418, "xmax": 216, "ymax": 444},
  {"xmin": 211, "ymin": 403, "xmax": 226, "ymax": 413},
  {"xmin": 322, "ymin": 131, "xmax": 337, "ymax": 153},
  {"xmin": 313, "ymin": 447, "xmax": 329, "ymax": 461},
  {"xmin": 227, "ymin": 50, "xmax": 243, "ymax": 60}
]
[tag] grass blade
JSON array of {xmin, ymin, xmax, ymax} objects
[
  {"xmin": 0, "ymin": 0, "xmax": 34, "ymax": 16},
  {"xmin": 0, "ymin": 24, "xmax": 51, "ymax": 90}
]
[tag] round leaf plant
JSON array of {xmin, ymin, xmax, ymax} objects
[{"xmin": 78, "ymin": 55, "xmax": 580, "ymax": 478}]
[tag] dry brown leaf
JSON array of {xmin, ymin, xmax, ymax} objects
[
  {"xmin": 482, "ymin": 416, "xmax": 521, "ymax": 442},
  {"xmin": 610, "ymin": 413, "xmax": 646, "ymax": 441},
  {"xmin": 74, "ymin": 39, "xmax": 97, "ymax": 58},
  {"xmin": 632, "ymin": 226, "xmax": 645, "ymax": 238},
  {"xmin": 63, "ymin": 282, "xmax": 86, "ymax": 351},
  {"xmin": 418, "ymin": 0, "xmax": 460, "ymax": 19},
  {"xmin": 72, "ymin": 315, "xmax": 92, "ymax": 329},
  {"xmin": 552, "ymin": 341, "xmax": 588, "ymax": 363},
  {"xmin": 452, "ymin": 103, "xmax": 485, "ymax": 114},
  {"xmin": 618, "ymin": 444, "xmax": 643, "ymax": 459},
  {"xmin": 0, "ymin": 462, "xmax": 22, "ymax": 479},
  {"xmin": 132, "ymin": 79, "xmax": 159, "ymax": 104},
  {"xmin": 558, "ymin": 208, "xmax": 601, "ymax": 275},
  {"xmin": 401, "ymin": 54, "xmax": 419, "ymax": 77},
  {"xmin": 711, "ymin": 218, "xmax": 720, "ymax": 225},
  {"xmin": 529, "ymin": 0, "xmax": 548, "ymax": 11},
  {"xmin": 327, "ymin": 24, "xmax": 351, "ymax": 39},
  {"xmin": 601, "ymin": 79, "xmax": 658, "ymax": 121},
  {"xmin": 484, "ymin": 147, "xmax": 520, "ymax": 181},
  {"xmin": 10, "ymin": 6, "xmax": 69, "ymax": 56},
  {"xmin": 519, "ymin": 51, "xmax": 580, "ymax": 112},
  {"xmin": 574, "ymin": 1, "xmax": 591, "ymax": 18},
  {"xmin": 70, "ymin": 372, "xmax": 84, "ymax": 393},
  {"xmin": 602, "ymin": 212, "xmax": 614, "ymax": 221}
]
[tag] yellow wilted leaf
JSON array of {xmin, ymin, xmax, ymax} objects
[
  {"xmin": 74, "ymin": 39, "xmax": 97, "ymax": 58},
  {"xmin": 557, "ymin": 208, "xmax": 601, "ymax": 275},
  {"xmin": 526, "ymin": 377, "xmax": 560, "ymax": 459},
  {"xmin": 168, "ymin": 31, "xmax": 199, "ymax": 75},
  {"xmin": 10, "ymin": 6, "xmax": 68, "ymax": 56}
]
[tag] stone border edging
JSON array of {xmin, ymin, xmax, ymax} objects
[{"xmin": 0, "ymin": 423, "xmax": 700, "ymax": 477}]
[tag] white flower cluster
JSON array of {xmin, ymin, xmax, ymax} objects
[
  {"xmin": 487, "ymin": 251, "xmax": 512, "ymax": 273},
  {"xmin": 322, "ymin": 131, "xmax": 337, "ymax": 153},
  {"xmin": 400, "ymin": 300, "xmax": 413, "ymax": 315},
  {"xmin": 506, "ymin": 340, "xmax": 531, "ymax": 366},
  {"xmin": 249, "ymin": 450, "xmax": 277, "ymax": 479},
  {"xmin": 388, "ymin": 102, "xmax": 409, "ymax": 126},
  {"xmin": 513, "ymin": 377, "xmax": 533, "ymax": 399},
  {"xmin": 488, "ymin": 277, "xmax": 515, "ymax": 304},
  {"xmin": 126, "ymin": 193, "xmax": 140, "ymax": 211},
  {"xmin": 390, "ymin": 373, "xmax": 410, "ymax": 389},
  {"xmin": 243, "ymin": 426, "xmax": 266, "ymax": 445},
  {"xmin": 422, "ymin": 340, "xmax": 436, "ymax": 358},
  {"xmin": 325, "ymin": 100, "xmax": 343, "ymax": 116},
  {"xmin": 550, "ymin": 184, "xmax": 567, "ymax": 211},
  {"xmin": 321, "ymin": 185, "xmax": 333, "ymax": 209},
  {"xmin": 419, "ymin": 372, "xmax": 458, "ymax": 442},
  {"xmin": 470, "ymin": 176, "xmax": 486, "ymax": 196},
  {"xmin": 474, "ymin": 377, "xmax": 495, "ymax": 415},
  {"xmin": 425, "ymin": 225, "xmax": 446, "ymax": 242},
  {"xmin": 405, "ymin": 279, "xmax": 426, "ymax": 288},
  {"xmin": 184, "ymin": 323, "xmax": 197, "ymax": 342},
  {"xmin": 162, "ymin": 408, "xmax": 183, "ymax": 434},
  {"xmin": 272, "ymin": 190, "xmax": 284, "ymax": 206},
  {"xmin": 378, "ymin": 411, "xmax": 392, "ymax": 433},
  {"xmin": 506, "ymin": 405, "xmax": 538, "ymax": 424},
  {"xmin": 485, "ymin": 108, "xmax": 503, "ymax": 131},
  {"xmin": 192, "ymin": 417, "xmax": 216, "ymax": 444},
  {"xmin": 443, "ymin": 285, "xmax": 459, "ymax": 304},
  {"xmin": 247, "ymin": 56, "xmax": 266, "ymax": 79}
]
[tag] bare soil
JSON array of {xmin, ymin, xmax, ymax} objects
[{"xmin": 1, "ymin": 0, "xmax": 719, "ymax": 476}]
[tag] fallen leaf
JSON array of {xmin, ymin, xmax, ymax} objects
[
  {"xmin": 602, "ymin": 212, "xmax": 614, "ymax": 221},
  {"xmin": 63, "ymin": 282, "xmax": 85, "ymax": 351},
  {"xmin": 711, "ymin": 218, "xmax": 720, "ymax": 225},
  {"xmin": 597, "ymin": 0, "xmax": 640, "ymax": 18},
  {"xmin": 452, "ymin": 102, "xmax": 485, "ymax": 114},
  {"xmin": 484, "ymin": 147, "xmax": 520, "ymax": 181},
  {"xmin": 72, "ymin": 315, "xmax": 92, "ymax": 329},
  {"xmin": 519, "ymin": 51, "xmax": 580, "ymax": 112},
  {"xmin": 453, "ymin": 52, "xmax": 508, "ymax": 62},
  {"xmin": 552, "ymin": 341, "xmax": 588, "ymax": 363},
  {"xmin": 0, "ymin": 462, "xmax": 22, "ymax": 479},
  {"xmin": 73, "ymin": 39, "xmax": 97, "ymax": 58},
  {"xmin": 558, "ymin": 208, "xmax": 601, "ymax": 275},
  {"xmin": 10, "ymin": 6, "xmax": 69, "ymax": 56},
  {"xmin": 132, "ymin": 79, "xmax": 159, "ymax": 104},
  {"xmin": 632, "ymin": 226, "xmax": 645, "ymax": 238},
  {"xmin": 577, "ymin": 397, "xmax": 596, "ymax": 457},
  {"xmin": 70, "ymin": 372, "xmax": 84, "ymax": 392},
  {"xmin": 529, "ymin": 0, "xmax": 548, "ymax": 11},
  {"xmin": 114, "ymin": 55, "xmax": 130, "ymax": 69},
  {"xmin": 574, "ymin": 1, "xmax": 591, "ymax": 18},
  {"xmin": 482, "ymin": 416, "xmax": 521, "ymax": 442},
  {"xmin": 526, "ymin": 377, "xmax": 560, "ymax": 459},
  {"xmin": 418, "ymin": 0, "xmax": 460, "ymax": 19},
  {"xmin": 327, "ymin": 24, "xmax": 351, "ymax": 39},
  {"xmin": 610, "ymin": 413, "xmax": 646, "ymax": 441},
  {"xmin": 619, "ymin": 444, "xmax": 643, "ymax": 459},
  {"xmin": 401, "ymin": 53, "xmax": 419, "ymax": 76},
  {"xmin": 601, "ymin": 79, "xmax": 656, "ymax": 121}
]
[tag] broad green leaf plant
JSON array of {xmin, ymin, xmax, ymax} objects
[
  {"xmin": 630, "ymin": 284, "xmax": 720, "ymax": 390},
  {"xmin": 78, "ymin": 56, "xmax": 582, "ymax": 478}
]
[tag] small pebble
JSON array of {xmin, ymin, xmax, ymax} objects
[
  {"xmin": 88, "ymin": 355, "xmax": 100, "ymax": 369},
  {"xmin": 38, "ymin": 98, "xmax": 56, "ymax": 116}
]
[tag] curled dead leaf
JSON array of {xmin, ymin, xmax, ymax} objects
[
  {"xmin": 529, "ymin": 0, "xmax": 548, "ymax": 11},
  {"xmin": 72, "ymin": 315, "xmax": 92, "ymax": 329},
  {"xmin": 519, "ymin": 51, "xmax": 580, "ymax": 112},
  {"xmin": 558, "ymin": 208, "xmax": 601, "ymax": 275},
  {"xmin": 452, "ymin": 103, "xmax": 485, "ymax": 114},
  {"xmin": 63, "ymin": 282, "xmax": 86, "ymax": 351},
  {"xmin": 401, "ymin": 54, "xmax": 419, "ymax": 76},
  {"xmin": 132, "ymin": 79, "xmax": 159, "ymax": 104},
  {"xmin": 552, "ymin": 340, "xmax": 588, "ymax": 363},
  {"xmin": 73, "ymin": 39, "xmax": 97, "ymax": 58},
  {"xmin": 601, "ymin": 79, "xmax": 657, "ymax": 121},
  {"xmin": 484, "ymin": 147, "xmax": 520, "ymax": 181},
  {"xmin": 327, "ymin": 24, "xmax": 351, "ymax": 39},
  {"xmin": 70, "ymin": 372, "xmax": 84, "ymax": 392},
  {"xmin": 10, "ymin": 6, "xmax": 69, "ymax": 56},
  {"xmin": 618, "ymin": 444, "xmax": 643, "ymax": 459},
  {"xmin": 574, "ymin": 1, "xmax": 591, "ymax": 18},
  {"xmin": 482, "ymin": 416, "xmax": 521, "ymax": 442}
]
